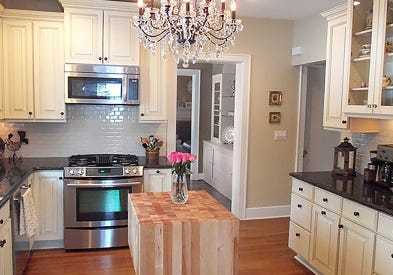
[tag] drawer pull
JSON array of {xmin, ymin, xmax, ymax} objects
[
  {"xmin": 297, "ymin": 204, "xmax": 302, "ymax": 208},
  {"xmin": 322, "ymin": 198, "xmax": 328, "ymax": 202},
  {"xmin": 338, "ymin": 224, "xmax": 343, "ymax": 229},
  {"xmin": 0, "ymin": 239, "xmax": 6, "ymax": 248},
  {"xmin": 353, "ymin": 212, "xmax": 360, "ymax": 216},
  {"xmin": 156, "ymin": 170, "xmax": 160, "ymax": 174},
  {"xmin": 298, "ymin": 187, "xmax": 303, "ymax": 191},
  {"xmin": 0, "ymin": 219, "xmax": 3, "ymax": 225},
  {"xmin": 295, "ymin": 233, "xmax": 300, "ymax": 237},
  {"xmin": 391, "ymin": 254, "xmax": 393, "ymax": 259},
  {"xmin": 321, "ymin": 211, "xmax": 326, "ymax": 215}
]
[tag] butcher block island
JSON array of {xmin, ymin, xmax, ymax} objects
[{"xmin": 128, "ymin": 190, "xmax": 239, "ymax": 275}]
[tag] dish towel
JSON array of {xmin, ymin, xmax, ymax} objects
[{"xmin": 19, "ymin": 188, "xmax": 38, "ymax": 238}]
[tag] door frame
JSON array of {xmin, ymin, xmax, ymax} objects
[
  {"xmin": 176, "ymin": 69, "xmax": 201, "ymax": 180},
  {"xmin": 295, "ymin": 65, "xmax": 308, "ymax": 172}
]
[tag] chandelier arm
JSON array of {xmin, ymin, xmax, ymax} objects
[
  {"xmin": 206, "ymin": 29, "xmax": 236, "ymax": 42},
  {"xmin": 138, "ymin": 22, "xmax": 171, "ymax": 39}
]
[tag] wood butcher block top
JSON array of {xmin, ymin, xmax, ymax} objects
[{"xmin": 129, "ymin": 190, "xmax": 238, "ymax": 224}]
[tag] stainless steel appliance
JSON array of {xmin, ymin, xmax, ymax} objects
[
  {"xmin": 11, "ymin": 183, "xmax": 33, "ymax": 275},
  {"xmin": 63, "ymin": 154, "xmax": 143, "ymax": 250},
  {"xmin": 65, "ymin": 63, "xmax": 140, "ymax": 105}
]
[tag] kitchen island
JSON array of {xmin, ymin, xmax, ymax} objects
[{"xmin": 128, "ymin": 190, "xmax": 239, "ymax": 275}]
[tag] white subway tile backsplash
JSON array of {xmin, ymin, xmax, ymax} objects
[{"xmin": 0, "ymin": 105, "xmax": 167, "ymax": 158}]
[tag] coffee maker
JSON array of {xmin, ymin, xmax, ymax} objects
[{"xmin": 370, "ymin": 145, "xmax": 393, "ymax": 188}]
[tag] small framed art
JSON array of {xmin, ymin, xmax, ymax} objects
[
  {"xmin": 269, "ymin": 112, "xmax": 281, "ymax": 123},
  {"xmin": 269, "ymin": 91, "xmax": 282, "ymax": 105}
]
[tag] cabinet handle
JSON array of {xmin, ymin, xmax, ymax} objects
[
  {"xmin": 322, "ymin": 198, "xmax": 328, "ymax": 202},
  {"xmin": 353, "ymin": 211, "xmax": 360, "ymax": 216},
  {"xmin": 98, "ymin": 57, "xmax": 102, "ymax": 61},
  {"xmin": 338, "ymin": 224, "xmax": 343, "ymax": 229},
  {"xmin": 321, "ymin": 211, "xmax": 326, "ymax": 215},
  {"xmin": 297, "ymin": 204, "xmax": 302, "ymax": 208},
  {"xmin": 341, "ymin": 120, "xmax": 347, "ymax": 124},
  {"xmin": 0, "ymin": 219, "xmax": 3, "ymax": 224},
  {"xmin": 0, "ymin": 239, "xmax": 6, "ymax": 248},
  {"xmin": 141, "ymin": 113, "xmax": 145, "ymax": 117},
  {"xmin": 59, "ymin": 177, "xmax": 63, "ymax": 180},
  {"xmin": 156, "ymin": 170, "xmax": 160, "ymax": 174},
  {"xmin": 298, "ymin": 187, "xmax": 303, "ymax": 191},
  {"xmin": 28, "ymin": 111, "xmax": 33, "ymax": 115},
  {"xmin": 295, "ymin": 233, "xmax": 300, "ymax": 237},
  {"xmin": 60, "ymin": 112, "xmax": 64, "ymax": 116},
  {"xmin": 374, "ymin": 104, "xmax": 377, "ymax": 108}
]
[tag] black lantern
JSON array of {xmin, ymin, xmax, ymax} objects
[{"xmin": 332, "ymin": 137, "xmax": 357, "ymax": 176}]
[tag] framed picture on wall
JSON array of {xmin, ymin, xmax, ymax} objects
[
  {"xmin": 269, "ymin": 112, "xmax": 281, "ymax": 123},
  {"xmin": 269, "ymin": 91, "xmax": 282, "ymax": 105}
]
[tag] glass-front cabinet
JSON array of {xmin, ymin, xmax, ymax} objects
[{"xmin": 344, "ymin": 0, "xmax": 393, "ymax": 116}]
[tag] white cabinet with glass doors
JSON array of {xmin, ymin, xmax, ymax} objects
[{"xmin": 344, "ymin": 0, "xmax": 393, "ymax": 117}]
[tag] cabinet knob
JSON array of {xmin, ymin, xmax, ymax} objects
[
  {"xmin": 374, "ymin": 104, "xmax": 378, "ymax": 108},
  {"xmin": 60, "ymin": 112, "xmax": 64, "ymax": 116},
  {"xmin": 98, "ymin": 57, "xmax": 102, "ymax": 61},
  {"xmin": 104, "ymin": 57, "xmax": 108, "ymax": 61},
  {"xmin": 141, "ymin": 113, "xmax": 145, "ymax": 117},
  {"xmin": 295, "ymin": 233, "xmax": 300, "ymax": 237},
  {"xmin": 0, "ymin": 219, "xmax": 3, "ymax": 225},
  {"xmin": 156, "ymin": 170, "xmax": 160, "ymax": 174},
  {"xmin": 297, "ymin": 204, "xmax": 302, "ymax": 208},
  {"xmin": 28, "ymin": 111, "xmax": 33, "ymax": 115},
  {"xmin": 391, "ymin": 254, "xmax": 393, "ymax": 258},
  {"xmin": 298, "ymin": 187, "xmax": 303, "ymax": 191},
  {"xmin": 353, "ymin": 211, "xmax": 360, "ymax": 216},
  {"xmin": 322, "ymin": 198, "xmax": 328, "ymax": 202},
  {"xmin": 341, "ymin": 120, "xmax": 347, "ymax": 124},
  {"xmin": 321, "ymin": 211, "xmax": 326, "ymax": 215},
  {"xmin": 0, "ymin": 239, "xmax": 6, "ymax": 248},
  {"xmin": 338, "ymin": 224, "xmax": 343, "ymax": 229},
  {"xmin": 58, "ymin": 177, "xmax": 63, "ymax": 180}
]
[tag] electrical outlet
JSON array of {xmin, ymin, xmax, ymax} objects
[{"xmin": 274, "ymin": 131, "xmax": 287, "ymax": 141}]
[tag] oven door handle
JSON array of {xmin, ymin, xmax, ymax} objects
[{"xmin": 65, "ymin": 182, "xmax": 142, "ymax": 188}]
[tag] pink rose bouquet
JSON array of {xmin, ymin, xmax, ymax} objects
[{"xmin": 167, "ymin": 152, "xmax": 197, "ymax": 177}]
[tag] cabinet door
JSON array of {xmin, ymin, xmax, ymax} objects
[
  {"xmin": 288, "ymin": 221, "xmax": 311, "ymax": 261},
  {"xmin": 64, "ymin": 8, "xmax": 103, "ymax": 64},
  {"xmin": 211, "ymin": 74, "xmax": 222, "ymax": 143},
  {"xmin": 0, "ymin": 219, "xmax": 13, "ymax": 275},
  {"xmin": 2, "ymin": 19, "xmax": 34, "ymax": 119},
  {"xmin": 0, "ymin": 18, "xmax": 4, "ymax": 119},
  {"xmin": 323, "ymin": 6, "xmax": 349, "ymax": 129},
  {"xmin": 139, "ymin": 48, "xmax": 167, "ymax": 122},
  {"xmin": 103, "ymin": 10, "xmax": 139, "ymax": 66},
  {"xmin": 310, "ymin": 204, "xmax": 340, "ymax": 275},
  {"xmin": 143, "ymin": 169, "xmax": 172, "ymax": 192},
  {"xmin": 212, "ymin": 147, "xmax": 233, "ymax": 199},
  {"xmin": 32, "ymin": 171, "xmax": 64, "ymax": 241},
  {"xmin": 202, "ymin": 141, "xmax": 214, "ymax": 184},
  {"xmin": 337, "ymin": 218, "xmax": 375, "ymax": 275},
  {"xmin": 374, "ymin": 235, "xmax": 393, "ymax": 275},
  {"xmin": 33, "ymin": 21, "xmax": 65, "ymax": 120}
]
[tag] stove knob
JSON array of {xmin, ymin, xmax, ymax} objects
[
  {"xmin": 124, "ymin": 168, "xmax": 131, "ymax": 175},
  {"xmin": 69, "ymin": 169, "xmax": 76, "ymax": 175},
  {"xmin": 77, "ymin": 169, "xmax": 84, "ymax": 176},
  {"xmin": 132, "ymin": 168, "xmax": 139, "ymax": 175}
]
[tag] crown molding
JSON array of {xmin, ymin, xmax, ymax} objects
[
  {"xmin": 320, "ymin": 3, "xmax": 347, "ymax": 21},
  {"xmin": 59, "ymin": 0, "xmax": 138, "ymax": 12},
  {"xmin": 0, "ymin": 4, "xmax": 4, "ymax": 14},
  {"xmin": 1, "ymin": 9, "xmax": 64, "ymax": 21}
]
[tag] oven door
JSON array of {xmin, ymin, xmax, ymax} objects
[{"xmin": 64, "ymin": 178, "xmax": 142, "ymax": 228}]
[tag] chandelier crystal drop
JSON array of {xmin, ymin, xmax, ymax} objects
[{"xmin": 133, "ymin": 0, "xmax": 244, "ymax": 68}]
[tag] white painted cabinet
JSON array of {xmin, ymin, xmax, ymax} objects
[
  {"xmin": 2, "ymin": 12, "xmax": 65, "ymax": 121},
  {"xmin": 0, "ymin": 17, "xmax": 4, "ymax": 120},
  {"xmin": 322, "ymin": 4, "xmax": 349, "ymax": 129},
  {"xmin": 63, "ymin": 6, "xmax": 139, "ymax": 66},
  {"xmin": 202, "ymin": 141, "xmax": 233, "ymax": 199},
  {"xmin": 139, "ymin": 48, "xmax": 167, "ymax": 122},
  {"xmin": 0, "ymin": 201, "xmax": 13, "ymax": 275},
  {"xmin": 143, "ymin": 168, "xmax": 171, "ymax": 192},
  {"xmin": 31, "ymin": 170, "xmax": 64, "ymax": 245},
  {"xmin": 374, "ymin": 235, "xmax": 393, "ymax": 275}
]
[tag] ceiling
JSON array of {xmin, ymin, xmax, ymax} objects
[{"xmin": 236, "ymin": 0, "xmax": 346, "ymax": 20}]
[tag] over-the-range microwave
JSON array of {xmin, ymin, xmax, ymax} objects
[{"xmin": 65, "ymin": 63, "xmax": 140, "ymax": 105}]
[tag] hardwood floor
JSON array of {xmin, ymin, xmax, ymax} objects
[{"xmin": 26, "ymin": 218, "xmax": 313, "ymax": 275}]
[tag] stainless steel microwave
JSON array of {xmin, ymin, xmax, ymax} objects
[{"xmin": 65, "ymin": 64, "xmax": 140, "ymax": 105}]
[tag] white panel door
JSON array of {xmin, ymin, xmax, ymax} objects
[
  {"xmin": 33, "ymin": 21, "xmax": 65, "ymax": 120},
  {"xmin": 310, "ymin": 204, "xmax": 340, "ymax": 275},
  {"xmin": 374, "ymin": 235, "xmax": 393, "ymax": 275},
  {"xmin": 32, "ymin": 171, "xmax": 64, "ymax": 241},
  {"xmin": 337, "ymin": 218, "xmax": 375, "ymax": 275},
  {"xmin": 2, "ymin": 19, "xmax": 34, "ymax": 119},
  {"xmin": 143, "ymin": 169, "xmax": 172, "ymax": 192},
  {"xmin": 104, "ymin": 10, "xmax": 139, "ymax": 66},
  {"xmin": 64, "ymin": 8, "xmax": 103, "ymax": 64}
]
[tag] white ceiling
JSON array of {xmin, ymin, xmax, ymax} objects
[{"xmin": 236, "ymin": 0, "xmax": 346, "ymax": 20}]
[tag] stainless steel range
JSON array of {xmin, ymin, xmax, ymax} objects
[{"xmin": 63, "ymin": 154, "xmax": 143, "ymax": 250}]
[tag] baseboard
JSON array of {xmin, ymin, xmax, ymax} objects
[
  {"xmin": 191, "ymin": 173, "xmax": 204, "ymax": 180},
  {"xmin": 245, "ymin": 205, "xmax": 290, "ymax": 220},
  {"xmin": 33, "ymin": 240, "xmax": 64, "ymax": 250}
]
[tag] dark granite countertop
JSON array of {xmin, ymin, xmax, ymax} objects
[
  {"xmin": 138, "ymin": 156, "xmax": 172, "ymax": 169},
  {"xmin": 290, "ymin": 171, "xmax": 393, "ymax": 216}
]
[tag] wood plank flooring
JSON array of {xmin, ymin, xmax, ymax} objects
[{"xmin": 26, "ymin": 218, "xmax": 313, "ymax": 275}]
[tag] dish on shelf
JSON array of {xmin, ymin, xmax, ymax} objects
[{"xmin": 222, "ymin": 126, "xmax": 234, "ymax": 144}]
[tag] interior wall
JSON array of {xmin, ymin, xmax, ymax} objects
[{"xmin": 4, "ymin": 0, "xmax": 63, "ymax": 11}]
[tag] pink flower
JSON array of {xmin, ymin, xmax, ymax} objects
[{"xmin": 189, "ymin": 154, "xmax": 197, "ymax": 162}]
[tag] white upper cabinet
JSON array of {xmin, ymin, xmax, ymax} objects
[
  {"xmin": 322, "ymin": 4, "xmax": 349, "ymax": 129},
  {"xmin": 0, "ymin": 17, "xmax": 4, "ymax": 120},
  {"xmin": 62, "ymin": 1, "xmax": 140, "ymax": 66},
  {"xmin": 344, "ymin": 0, "xmax": 393, "ymax": 117}
]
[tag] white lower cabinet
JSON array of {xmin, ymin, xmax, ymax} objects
[
  {"xmin": 374, "ymin": 236, "xmax": 393, "ymax": 275},
  {"xmin": 288, "ymin": 221, "xmax": 310, "ymax": 261},
  {"xmin": 31, "ymin": 170, "xmax": 63, "ymax": 247},
  {"xmin": 143, "ymin": 168, "xmax": 171, "ymax": 192},
  {"xmin": 0, "ymin": 201, "xmax": 13, "ymax": 275}
]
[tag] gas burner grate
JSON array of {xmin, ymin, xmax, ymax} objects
[
  {"xmin": 112, "ymin": 154, "xmax": 138, "ymax": 166},
  {"xmin": 68, "ymin": 155, "xmax": 98, "ymax": 167},
  {"xmin": 68, "ymin": 154, "xmax": 139, "ymax": 167}
]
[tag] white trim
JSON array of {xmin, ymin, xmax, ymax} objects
[
  {"xmin": 177, "ymin": 69, "xmax": 201, "ymax": 180},
  {"xmin": 295, "ymin": 66, "xmax": 308, "ymax": 172},
  {"xmin": 1, "ymin": 9, "xmax": 64, "ymax": 20},
  {"xmin": 0, "ymin": 4, "xmax": 4, "ymax": 13},
  {"xmin": 59, "ymin": 0, "xmax": 138, "ymax": 11},
  {"xmin": 320, "ymin": 3, "xmax": 346, "ymax": 20},
  {"xmin": 245, "ymin": 205, "xmax": 290, "ymax": 220}
]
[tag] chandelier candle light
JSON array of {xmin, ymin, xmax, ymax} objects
[{"xmin": 134, "ymin": 0, "xmax": 243, "ymax": 68}]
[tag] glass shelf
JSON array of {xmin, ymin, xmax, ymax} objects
[
  {"xmin": 353, "ymin": 56, "xmax": 371, "ymax": 62},
  {"xmin": 351, "ymin": 87, "xmax": 369, "ymax": 91},
  {"xmin": 354, "ymin": 29, "xmax": 372, "ymax": 36}
]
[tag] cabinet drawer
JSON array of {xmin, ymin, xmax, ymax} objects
[
  {"xmin": 288, "ymin": 221, "xmax": 310, "ymax": 261},
  {"xmin": 290, "ymin": 193, "xmax": 312, "ymax": 231},
  {"xmin": 314, "ymin": 188, "xmax": 342, "ymax": 214},
  {"xmin": 0, "ymin": 201, "xmax": 10, "ymax": 227},
  {"xmin": 342, "ymin": 199, "xmax": 377, "ymax": 231},
  {"xmin": 292, "ymin": 178, "xmax": 314, "ymax": 201},
  {"xmin": 378, "ymin": 212, "xmax": 393, "ymax": 240}
]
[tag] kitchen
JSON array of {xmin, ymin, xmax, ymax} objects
[{"xmin": 0, "ymin": 0, "xmax": 393, "ymax": 274}]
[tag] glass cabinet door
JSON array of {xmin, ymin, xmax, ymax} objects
[
  {"xmin": 345, "ymin": 0, "xmax": 377, "ymax": 113},
  {"xmin": 211, "ymin": 74, "xmax": 222, "ymax": 143}
]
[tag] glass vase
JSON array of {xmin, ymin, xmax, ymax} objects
[{"xmin": 170, "ymin": 173, "xmax": 188, "ymax": 205}]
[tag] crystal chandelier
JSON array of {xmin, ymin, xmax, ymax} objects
[{"xmin": 133, "ymin": 0, "xmax": 244, "ymax": 68}]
